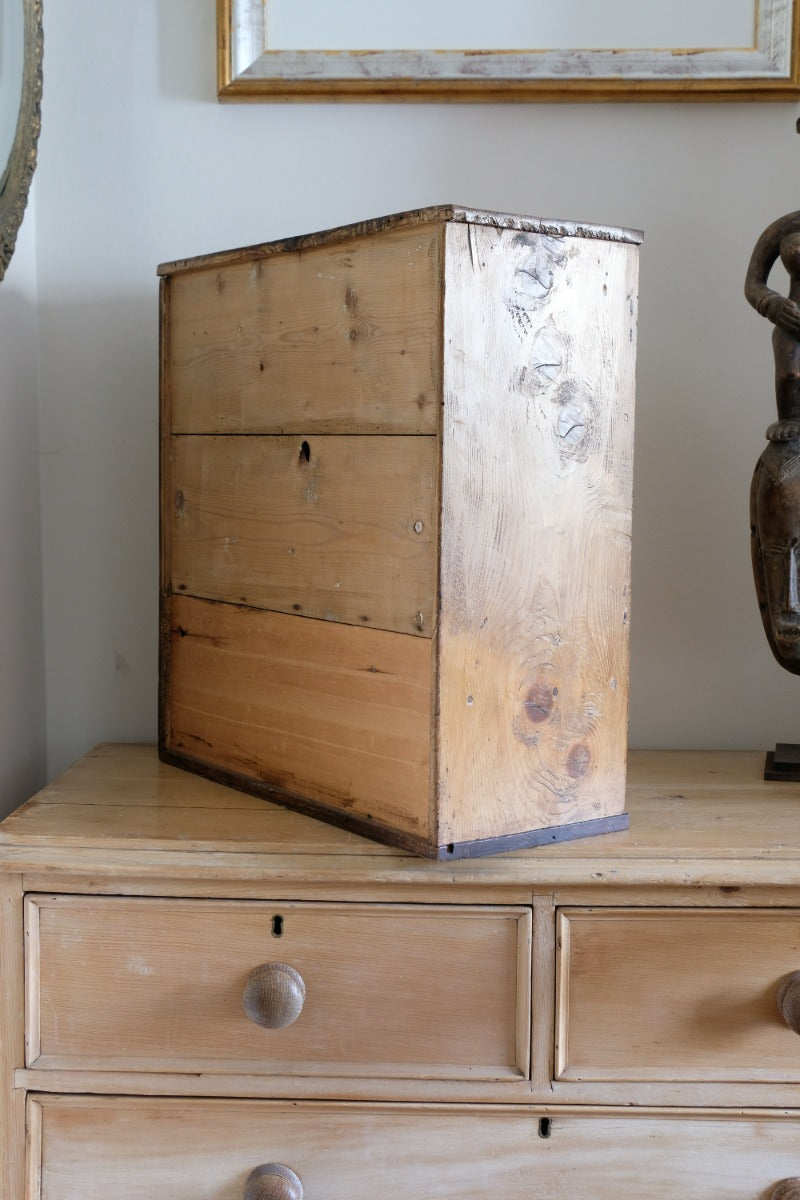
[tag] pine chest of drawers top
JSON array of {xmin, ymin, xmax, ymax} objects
[{"xmin": 1, "ymin": 743, "xmax": 797, "ymax": 889}]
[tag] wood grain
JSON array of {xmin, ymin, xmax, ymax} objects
[
  {"xmin": 557, "ymin": 907, "xmax": 800, "ymax": 1081},
  {"xmin": 31, "ymin": 1095, "xmax": 800, "ymax": 1200},
  {"xmin": 169, "ymin": 433, "xmax": 437, "ymax": 636},
  {"xmin": 162, "ymin": 595, "xmax": 432, "ymax": 836},
  {"xmin": 26, "ymin": 896, "xmax": 529, "ymax": 1080},
  {"xmin": 14, "ymin": 742, "xmax": 800, "ymax": 1143},
  {"xmin": 436, "ymin": 221, "xmax": 638, "ymax": 845},
  {"xmin": 165, "ymin": 223, "xmax": 442, "ymax": 436},
  {"xmin": 6, "ymin": 747, "xmax": 800, "ymax": 888},
  {"xmin": 158, "ymin": 206, "xmax": 641, "ymax": 278},
  {"xmin": 160, "ymin": 208, "xmax": 640, "ymax": 853}
]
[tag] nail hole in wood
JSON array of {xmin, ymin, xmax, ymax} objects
[{"xmin": 271, "ymin": 915, "xmax": 284, "ymax": 938}]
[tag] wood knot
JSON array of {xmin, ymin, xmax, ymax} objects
[
  {"xmin": 566, "ymin": 743, "xmax": 591, "ymax": 778},
  {"xmin": 523, "ymin": 684, "xmax": 557, "ymax": 724}
]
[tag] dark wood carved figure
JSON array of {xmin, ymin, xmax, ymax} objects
[{"xmin": 746, "ymin": 212, "xmax": 800, "ymax": 675}]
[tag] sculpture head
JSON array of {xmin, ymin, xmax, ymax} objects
[{"xmin": 751, "ymin": 433, "xmax": 800, "ymax": 673}]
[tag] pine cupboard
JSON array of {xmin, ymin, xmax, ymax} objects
[
  {"xmin": 158, "ymin": 207, "xmax": 640, "ymax": 858},
  {"xmin": 5, "ymin": 745, "xmax": 800, "ymax": 1198}
]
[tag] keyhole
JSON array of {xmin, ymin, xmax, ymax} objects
[
  {"xmin": 271, "ymin": 914, "xmax": 284, "ymax": 938},
  {"xmin": 299, "ymin": 440, "xmax": 311, "ymax": 463},
  {"xmin": 538, "ymin": 1117, "xmax": 552, "ymax": 1139}
]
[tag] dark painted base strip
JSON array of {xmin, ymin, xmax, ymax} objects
[
  {"xmin": 435, "ymin": 812, "xmax": 630, "ymax": 861},
  {"xmin": 159, "ymin": 743, "xmax": 629, "ymax": 861}
]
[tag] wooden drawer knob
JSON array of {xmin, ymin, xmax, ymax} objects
[
  {"xmin": 769, "ymin": 1180, "xmax": 800, "ymax": 1200},
  {"xmin": 244, "ymin": 1164, "xmax": 303, "ymax": 1200},
  {"xmin": 243, "ymin": 962, "xmax": 306, "ymax": 1029},
  {"xmin": 777, "ymin": 972, "xmax": 800, "ymax": 1033}
]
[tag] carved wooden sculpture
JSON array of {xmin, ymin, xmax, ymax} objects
[
  {"xmin": 746, "ymin": 212, "xmax": 800, "ymax": 675},
  {"xmin": 746, "ymin": 212, "xmax": 800, "ymax": 778}
]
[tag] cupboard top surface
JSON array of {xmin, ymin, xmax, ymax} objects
[
  {"xmin": 0, "ymin": 745, "xmax": 798, "ymax": 888},
  {"xmin": 156, "ymin": 204, "xmax": 643, "ymax": 277}
]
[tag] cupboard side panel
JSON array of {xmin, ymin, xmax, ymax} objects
[{"xmin": 437, "ymin": 222, "xmax": 638, "ymax": 844}]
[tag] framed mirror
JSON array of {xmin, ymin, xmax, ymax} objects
[
  {"xmin": 218, "ymin": 0, "xmax": 800, "ymax": 100},
  {"xmin": 0, "ymin": 0, "xmax": 43, "ymax": 280}
]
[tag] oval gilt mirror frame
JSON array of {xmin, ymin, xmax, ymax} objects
[{"xmin": 0, "ymin": 0, "xmax": 43, "ymax": 282}]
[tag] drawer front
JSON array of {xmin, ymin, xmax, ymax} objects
[
  {"xmin": 26, "ymin": 897, "xmax": 530, "ymax": 1080},
  {"xmin": 165, "ymin": 223, "xmax": 442, "ymax": 436},
  {"xmin": 557, "ymin": 907, "xmax": 800, "ymax": 1082},
  {"xmin": 30, "ymin": 1095, "xmax": 800, "ymax": 1200}
]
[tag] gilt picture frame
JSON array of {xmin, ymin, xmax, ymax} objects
[{"xmin": 217, "ymin": 0, "xmax": 800, "ymax": 101}]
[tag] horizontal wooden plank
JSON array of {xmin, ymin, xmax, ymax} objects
[
  {"xmin": 32, "ymin": 1096, "xmax": 800, "ymax": 1200},
  {"xmin": 7, "ymin": 748, "xmax": 800, "ymax": 889},
  {"xmin": 169, "ymin": 433, "xmax": 437, "ymax": 636},
  {"xmin": 157, "ymin": 207, "xmax": 642, "ymax": 277},
  {"xmin": 165, "ymin": 223, "xmax": 442, "ymax": 435},
  {"xmin": 162, "ymin": 596, "xmax": 432, "ymax": 838}
]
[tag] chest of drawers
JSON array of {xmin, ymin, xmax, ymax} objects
[{"xmin": 4, "ymin": 744, "xmax": 800, "ymax": 1198}]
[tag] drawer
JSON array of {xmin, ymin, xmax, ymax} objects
[
  {"xmin": 25, "ymin": 896, "xmax": 530, "ymax": 1080},
  {"xmin": 29, "ymin": 1095, "xmax": 800, "ymax": 1200},
  {"xmin": 557, "ymin": 907, "xmax": 800, "ymax": 1081}
]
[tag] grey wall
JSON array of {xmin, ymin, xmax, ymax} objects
[
  {"xmin": 0, "ymin": 208, "xmax": 45, "ymax": 813},
  {"xmin": 15, "ymin": 1, "xmax": 800, "ymax": 787}
]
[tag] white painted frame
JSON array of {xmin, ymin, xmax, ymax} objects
[{"xmin": 217, "ymin": 0, "xmax": 800, "ymax": 100}]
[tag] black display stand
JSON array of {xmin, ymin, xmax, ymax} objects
[{"xmin": 764, "ymin": 742, "xmax": 800, "ymax": 781}]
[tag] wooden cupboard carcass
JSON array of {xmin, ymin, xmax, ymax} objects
[{"xmin": 158, "ymin": 206, "xmax": 641, "ymax": 857}]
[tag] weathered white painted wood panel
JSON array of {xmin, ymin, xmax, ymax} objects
[{"xmin": 436, "ymin": 221, "xmax": 638, "ymax": 845}]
